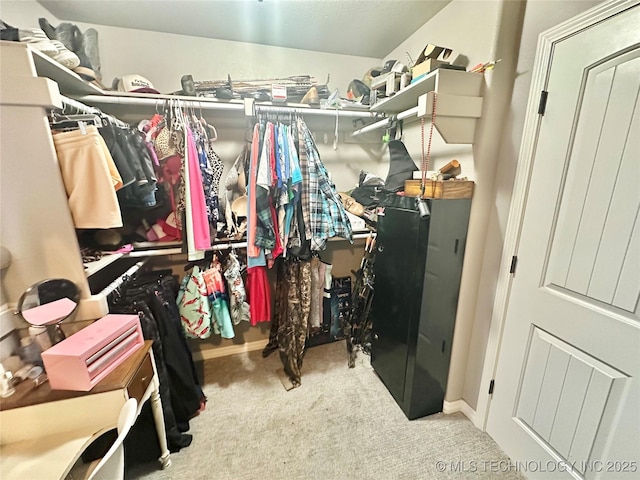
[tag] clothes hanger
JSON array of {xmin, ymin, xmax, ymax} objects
[{"xmin": 49, "ymin": 112, "xmax": 102, "ymax": 131}]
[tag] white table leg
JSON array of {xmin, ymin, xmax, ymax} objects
[{"xmin": 149, "ymin": 353, "xmax": 171, "ymax": 469}]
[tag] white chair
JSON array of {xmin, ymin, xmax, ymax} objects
[{"xmin": 66, "ymin": 398, "xmax": 138, "ymax": 480}]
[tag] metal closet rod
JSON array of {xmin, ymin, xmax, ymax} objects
[
  {"xmin": 205, "ymin": 232, "xmax": 372, "ymax": 252},
  {"xmin": 76, "ymin": 94, "xmax": 377, "ymax": 119},
  {"xmin": 59, "ymin": 95, "xmax": 129, "ymax": 128},
  {"xmin": 59, "ymin": 95, "xmax": 101, "ymax": 115},
  {"xmin": 254, "ymin": 103, "xmax": 376, "ymax": 119},
  {"xmin": 78, "ymin": 94, "xmax": 245, "ymax": 112},
  {"xmin": 351, "ymin": 106, "xmax": 419, "ymax": 137},
  {"xmin": 100, "ymin": 259, "xmax": 148, "ymax": 298}
]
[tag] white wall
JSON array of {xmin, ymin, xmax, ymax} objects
[{"xmin": 0, "ymin": 0, "xmax": 60, "ymax": 29}]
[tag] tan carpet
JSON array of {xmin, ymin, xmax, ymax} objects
[{"xmin": 127, "ymin": 341, "xmax": 525, "ymax": 480}]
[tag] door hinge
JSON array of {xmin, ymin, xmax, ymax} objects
[
  {"xmin": 488, "ymin": 379, "xmax": 495, "ymax": 395},
  {"xmin": 538, "ymin": 90, "xmax": 548, "ymax": 115},
  {"xmin": 509, "ymin": 255, "xmax": 518, "ymax": 274}
]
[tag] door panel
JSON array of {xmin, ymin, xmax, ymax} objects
[
  {"xmin": 515, "ymin": 328, "xmax": 629, "ymax": 473},
  {"xmin": 546, "ymin": 51, "xmax": 640, "ymax": 313}
]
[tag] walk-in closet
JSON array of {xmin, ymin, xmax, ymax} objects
[{"xmin": 3, "ymin": 1, "xmax": 636, "ymax": 479}]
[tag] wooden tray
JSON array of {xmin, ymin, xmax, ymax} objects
[{"xmin": 404, "ymin": 179, "xmax": 475, "ymax": 199}]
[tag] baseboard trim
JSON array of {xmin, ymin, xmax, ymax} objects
[
  {"xmin": 443, "ymin": 399, "xmax": 477, "ymax": 424},
  {"xmin": 194, "ymin": 339, "xmax": 268, "ymax": 362}
]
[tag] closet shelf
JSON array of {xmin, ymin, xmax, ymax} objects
[
  {"xmin": 83, "ymin": 243, "xmax": 182, "ymax": 278},
  {"xmin": 27, "ymin": 44, "xmax": 378, "ymax": 130},
  {"xmin": 85, "ymin": 232, "xmax": 369, "ymax": 276},
  {"xmin": 367, "ymin": 68, "xmax": 484, "ymax": 144},
  {"xmin": 84, "ymin": 254, "xmax": 124, "ymax": 277},
  {"xmin": 29, "ymin": 46, "xmax": 104, "ymax": 97},
  {"xmin": 83, "ymin": 228, "xmax": 371, "ymax": 280}
]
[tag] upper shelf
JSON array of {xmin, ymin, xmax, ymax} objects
[
  {"xmin": 364, "ymin": 68, "xmax": 485, "ymax": 144},
  {"xmin": 29, "ymin": 46, "xmax": 104, "ymax": 97},
  {"xmin": 371, "ymin": 69, "xmax": 484, "ymax": 113},
  {"xmin": 27, "ymin": 44, "xmax": 377, "ymax": 129}
]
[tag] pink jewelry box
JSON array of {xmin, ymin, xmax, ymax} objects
[{"xmin": 41, "ymin": 314, "xmax": 144, "ymax": 391}]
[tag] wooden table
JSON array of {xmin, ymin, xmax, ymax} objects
[{"xmin": 0, "ymin": 340, "xmax": 171, "ymax": 479}]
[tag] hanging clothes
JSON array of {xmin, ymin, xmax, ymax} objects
[
  {"xmin": 184, "ymin": 124, "xmax": 211, "ymax": 252},
  {"xmin": 108, "ymin": 271, "xmax": 204, "ymax": 451},
  {"xmin": 276, "ymin": 258, "xmax": 312, "ymax": 388},
  {"xmin": 224, "ymin": 252, "xmax": 250, "ymax": 325},
  {"xmin": 177, "ymin": 265, "xmax": 212, "ymax": 339},
  {"xmin": 254, "ymin": 121, "xmax": 278, "ymax": 251},
  {"xmin": 223, "ymin": 145, "xmax": 250, "ymax": 239},
  {"xmin": 202, "ymin": 257, "xmax": 235, "ymax": 338},
  {"xmin": 297, "ymin": 117, "xmax": 353, "ymax": 251},
  {"xmin": 245, "ymin": 265, "xmax": 271, "ymax": 325},
  {"xmin": 262, "ymin": 259, "xmax": 286, "ymax": 358},
  {"xmin": 247, "ymin": 123, "xmax": 261, "ymax": 260},
  {"xmin": 192, "ymin": 113, "xmax": 222, "ymax": 229},
  {"xmin": 51, "ymin": 125, "xmax": 123, "ymax": 229},
  {"xmin": 147, "ymin": 103, "xmax": 219, "ymax": 256},
  {"xmin": 308, "ymin": 256, "xmax": 323, "ymax": 330}
]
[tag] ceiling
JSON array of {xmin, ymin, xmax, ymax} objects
[{"xmin": 37, "ymin": 0, "xmax": 450, "ymax": 58}]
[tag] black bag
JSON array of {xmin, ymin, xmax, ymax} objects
[{"xmin": 385, "ymin": 140, "xmax": 418, "ymax": 191}]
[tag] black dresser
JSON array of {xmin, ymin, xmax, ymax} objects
[{"xmin": 370, "ymin": 197, "xmax": 472, "ymax": 420}]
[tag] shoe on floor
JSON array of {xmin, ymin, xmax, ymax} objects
[{"xmin": 18, "ymin": 28, "xmax": 58, "ymax": 55}]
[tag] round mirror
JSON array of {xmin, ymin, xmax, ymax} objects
[{"xmin": 17, "ymin": 279, "xmax": 80, "ymax": 344}]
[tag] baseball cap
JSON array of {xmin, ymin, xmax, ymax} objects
[{"xmin": 114, "ymin": 74, "xmax": 160, "ymax": 94}]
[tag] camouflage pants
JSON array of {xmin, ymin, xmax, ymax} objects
[{"xmin": 271, "ymin": 258, "xmax": 312, "ymax": 387}]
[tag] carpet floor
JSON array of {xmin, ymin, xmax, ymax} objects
[{"xmin": 126, "ymin": 341, "xmax": 525, "ymax": 480}]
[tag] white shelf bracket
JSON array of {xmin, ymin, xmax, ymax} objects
[
  {"xmin": 244, "ymin": 97, "xmax": 255, "ymax": 117},
  {"xmin": 417, "ymin": 92, "xmax": 483, "ymax": 143},
  {"xmin": 417, "ymin": 92, "xmax": 483, "ymax": 119}
]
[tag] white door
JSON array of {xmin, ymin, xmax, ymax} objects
[{"xmin": 487, "ymin": 3, "xmax": 640, "ymax": 479}]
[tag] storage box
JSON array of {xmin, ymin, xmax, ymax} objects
[
  {"xmin": 41, "ymin": 314, "xmax": 144, "ymax": 391},
  {"xmin": 404, "ymin": 179, "xmax": 475, "ymax": 199},
  {"xmin": 411, "ymin": 43, "xmax": 453, "ymax": 80},
  {"xmin": 412, "ymin": 59, "xmax": 449, "ymax": 79}
]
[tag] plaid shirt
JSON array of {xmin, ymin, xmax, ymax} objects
[
  {"xmin": 296, "ymin": 118, "xmax": 312, "ymax": 242},
  {"xmin": 297, "ymin": 118, "xmax": 352, "ymax": 251}
]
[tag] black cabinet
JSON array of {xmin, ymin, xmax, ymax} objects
[{"xmin": 370, "ymin": 197, "xmax": 471, "ymax": 420}]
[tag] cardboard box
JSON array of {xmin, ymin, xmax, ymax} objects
[
  {"xmin": 412, "ymin": 59, "xmax": 449, "ymax": 79},
  {"xmin": 411, "ymin": 43, "xmax": 453, "ymax": 79},
  {"xmin": 404, "ymin": 179, "xmax": 475, "ymax": 199}
]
